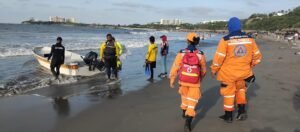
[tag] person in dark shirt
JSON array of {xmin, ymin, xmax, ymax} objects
[
  {"xmin": 48, "ymin": 37, "xmax": 65, "ymax": 80},
  {"xmin": 158, "ymin": 35, "xmax": 169, "ymax": 78}
]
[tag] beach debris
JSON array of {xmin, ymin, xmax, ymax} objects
[
  {"xmin": 278, "ymin": 57, "xmax": 283, "ymax": 60},
  {"xmin": 279, "ymin": 46, "xmax": 286, "ymax": 49},
  {"xmin": 13, "ymin": 89, "xmax": 20, "ymax": 94},
  {"xmin": 291, "ymin": 46, "xmax": 300, "ymax": 49},
  {"xmin": 293, "ymin": 89, "xmax": 300, "ymax": 113},
  {"xmin": 295, "ymin": 52, "xmax": 300, "ymax": 55},
  {"xmin": 0, "ymin": 84, "xmax": 5, "ymax": 90}
]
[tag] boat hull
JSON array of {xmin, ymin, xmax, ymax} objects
[{"xmin": 33, "ymin": 47, "xmax": 101, "ymax": 76}]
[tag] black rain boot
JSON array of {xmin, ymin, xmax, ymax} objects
[
  {"xmin": 236, "ymin": 104, "xmax": 248, "ymax": 121},
  {"xmin": 184, "ymin": 116, "xmax": 193, "ymax": 132},
  {"xmin": 219, "ymin": 111, "xmax": 233, "ymax": 123},
  {"xmin": 55, "ymin": 75, "xmax": 59, "ymax": 80},
  {"xmin": 158, "ymin": 73, "xmax": 163, "ymax": 78},
  {"xmin": 182, "ymin": 110, "xmax": 186, "ymax": 118}
]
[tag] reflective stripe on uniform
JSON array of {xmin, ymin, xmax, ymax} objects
[
  {"xmin": 181, "ymin": 103, "xmax": 188, "ymax": 106},
  {"xmin": 228, "ymin": 41, "xmax": 252, "ymax": 45},
  {"xmin": 239, "ymin": 89, "xmax": 246, "ymax": 92},
  {"xmin": 224, "ymin": 95, "xmax": 235, "ymax": 98},
  {"xmin": 216, "ymin": 52, "xmax": 226, "ymax": 57},
  {"xmin": 173, "ymin": 64, "xmax": 181, "ymax": 68},
  {"xmin": 255, "ymin": 51, "xmax": 260, "ymax": 55},
  {"xmin": 187, "ymin": 106, "xmax": 195, "ymax": 109},
  {"xmin": 181, "ymin": 72, "xmax": 199, "ymax": 77},
  {"xmin": 213, "ymin": 63, "xmax": 220, "ymax": 66},
  {"xmin": 256, "ymin": 59, "xmax": 261, "ymax": 63},
  {"xmin": 186, "ymin": 97, "xmax": 198, "ymax": 102},
  {"xmin": 224, "ymin": 105, "xmax": 234, "ymax": 108}
]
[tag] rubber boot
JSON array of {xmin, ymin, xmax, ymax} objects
[
  {"xmin": 182, "ymin": 110, "xmax": 186, "ymax": 118},
  {"xmin": 219, "ymin": 111, "xmax": 233, "ymax": 123},
  {"xmin": 236, "ymin": 104, "xmax": 248, "ymax": 121},
  {"xmin": 184, "ymin": 116, "xmax": 193, "ymax": 132}
]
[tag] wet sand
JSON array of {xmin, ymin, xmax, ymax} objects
[
  {"xmin": 49, "ymin": 38, "xmax": 300, "ymax": 132},
  {"xmin": 0, "ymin": 38, "xmax": 299, "ymax": 132}
]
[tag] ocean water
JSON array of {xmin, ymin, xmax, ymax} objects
[{"xmin": 0, "ymin": 24, "xmax": 221, "ymax": 95}]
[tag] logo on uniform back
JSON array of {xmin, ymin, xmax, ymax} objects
[{"xmin": 234, "ymin": 45, "xmax": 247, "ymax": 57}]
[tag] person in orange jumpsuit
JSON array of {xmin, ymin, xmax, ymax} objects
[
  {"xmin": 170, "ymin": 32, "xmax": 206, "ymax": 132},
  {"xmin": 211, "ymin": 17, "xmax": 262, "ymax": 123}
]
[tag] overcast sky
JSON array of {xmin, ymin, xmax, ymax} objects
[{"xmin": 0, "ymin": 0, "xmax": 299, "ymax": 24}]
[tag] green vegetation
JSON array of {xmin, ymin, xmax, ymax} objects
[
  {"xmin": 126, "ymin": 22, "xmax": 228, "ymax": 31},
  {"xmin": 244, "ymin": 6, "xmax": 300, "ymax": 31},
  {"xmin": 22, "ymin": 6, "xmax": 300, "ymax": 31}
]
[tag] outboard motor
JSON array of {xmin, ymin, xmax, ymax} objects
[
  {"xmin": 83, "ymin": 51, "xmax": 105, "ymax": 72},
  {"xmin": 84, "ymin": 51, "xmax": 98, "ymax": 71}
]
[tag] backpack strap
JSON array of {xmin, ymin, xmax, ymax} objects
[
  {"xmin": 198, "ymin": 50, "xmax": 204, "ymax": 55},
  {"xmin": 179, "ymin": 49, "xmax": 188, "ymax": 53},
  {"xmin": 179, "ymin": 49, "xmax": 203, "ymax": 60}
]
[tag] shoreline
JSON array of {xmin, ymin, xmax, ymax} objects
[
  {"xmin": 0, "ymin": 34, "xmax": 299, "ymax": 132},
  {"xmin": 50, "ymin": 38, "xmax": 300, "ymax": 132}
]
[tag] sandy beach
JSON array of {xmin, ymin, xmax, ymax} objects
[
  {"xmin": 0, "ymin": 36, "xmax": 299, "ymax": 132},
  {"xmin": 1, "ymin": 1, "xmax": 300, "ymax": 132},
  {"xmin": 45, "ymin": 38, "xmax": 300, "ymax": 132}
]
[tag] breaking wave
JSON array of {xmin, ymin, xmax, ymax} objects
[{"xmin": 0, "ymin": 48, "xmax": 33, "ymax": 57}]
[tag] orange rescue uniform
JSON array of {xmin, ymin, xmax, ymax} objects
[
  {"xmin": 170, "ymin": 50, "xmax": 207, "ymax": 117},
  {"xmin": 211, "ymin": 35, "xmax": 262, "ymax": 111}
]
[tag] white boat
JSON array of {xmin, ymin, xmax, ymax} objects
[{"xmin": 33, "ymin": 47, "xmax": 102, "ymax": 76}]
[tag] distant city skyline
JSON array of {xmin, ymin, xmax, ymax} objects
[{"xmin": 0, "ymin": 0, "xmax": 299, "ymax": 24}]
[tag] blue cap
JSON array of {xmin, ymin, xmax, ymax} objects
[{"xmin": 228, "ymin": 17, "xmax": 242, "ymax": 33}]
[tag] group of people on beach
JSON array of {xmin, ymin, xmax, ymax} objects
[
  {"xmin": 144, "ymin": 35, "xmax": 169, "ymax": 81},
  {"xmin": 99, "ymin": 33, "xmax": 168, "ymax": 82},
  {"xmin": 47, "ymin": 17, "xmax": 262, "ymax": 132}
]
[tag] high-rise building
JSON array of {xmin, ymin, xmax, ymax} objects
[
  {"xmin": 160, "ymin": 19, "xmax": 182, "ymax": 25},
  {"xmin": 200, "ymin": 20, "xmax": 227, "ymax": 24},
  {"xmin": 66, "ymin": 17, "xmax": 76, "ymax": 23},
  {"xmin": 49, "ymin": 16, "xmax": 76, "ymax": 23}
]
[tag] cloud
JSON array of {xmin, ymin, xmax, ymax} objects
[
  {"xmin": 83, "ymin": 0, "xmax": 93, "ymax": 4},
  {"xmin": 15, "ymin": 0, "xmax": 31, "ymax": 2},
  {"xmin": 106, "ymin": 7, "xmax": 136, "ymax": 13},
  {"xmin": 112, "ymin": 2, "xmax": 155, "ymax": 10},
  {"xmin": 111, "ymin": 2, "xmax": 216, "ymax": 18},
  {"xmin": 108, "ymin": 2, "xmax": 248, "ymax": 23},
  {"xmin": 58, "ymin": 5, "xmax": 79, "ymax": 10},
  {"xmin": 154, "ymin": 7, "xmax": 212, "ymax": 20},
  {"xmin": 246, "ymin": 1, "xmax": 260, "ymax": 7},
  {"xmin": 188, "ymin": 6, "xmax": 215, "ymax": 16},
  {"xmin": 34, "ymin": 3, "xmax": 50, "ymax": 7}
]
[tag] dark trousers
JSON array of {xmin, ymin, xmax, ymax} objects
[
  {"xmin": 105, "ymin": 57, "xmax": 118, "ymax": 79},
  {"xmin": 51, "ymin": 63, "xmax": 61, "ymax": 78},
  {"xmin": 148, "ymin": 61, "xmax": 156, "ymax": 79},
  {"xmin": 150, "ymin": 66, "xmax": 154, "ymax": 79}
]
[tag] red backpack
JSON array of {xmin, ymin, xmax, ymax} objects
[{"xmin": 179, "ymin": 49, "xmax": 202, "ymax": 84}]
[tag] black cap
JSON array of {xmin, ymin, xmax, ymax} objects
[
  {"xmin": 57, "ymin": 37, "xmax": 62, "ymax": 41},
  {"xmin": 106, "ymin": 34, "xmax": 112, "ymax": 37},
  {"xmin": 149, "ymin": 36, "xmax": 155, "ymax": 43}
]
